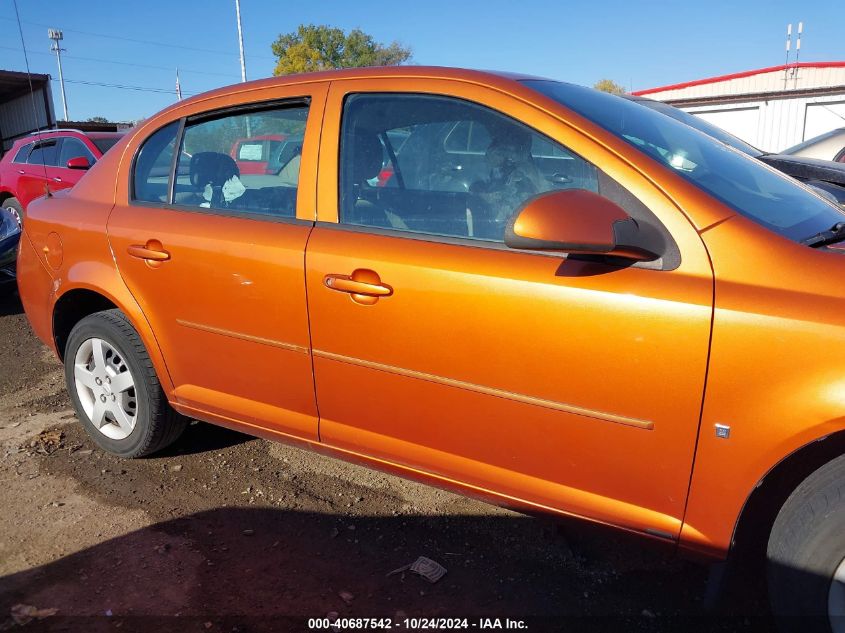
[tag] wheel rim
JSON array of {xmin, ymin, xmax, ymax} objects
[
  {"xmin": 831, "ymin": 555, "xmax": 845, "ymax": 633},
  {"xmin": 73, "ymin": 337, "xmax": 138, "ymax": 440},
  {"xmin": 3, "ymin": 205, "xmax": 21, "ymax": 228}
]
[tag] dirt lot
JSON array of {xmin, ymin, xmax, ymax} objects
[{"xmin": 0, "ymin": 290, "xmax": 772, "ymax": 632}]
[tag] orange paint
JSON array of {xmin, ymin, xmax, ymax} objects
[{"xmin": 16, "ymin": 67, "xmax": 845, "ymax": 561}]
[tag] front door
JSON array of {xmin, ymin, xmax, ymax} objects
[
  {"xmin": 305, "ymin": 82, "xmax": 713, "ymax": 537},
  {"xmin": 108, "ymin": 85, "xmax": 327, "ymax": 440}
]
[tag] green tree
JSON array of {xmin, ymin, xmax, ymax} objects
[
  {"xmin": 593, "ymin": 79, "xmax": 627, "ymax": 95},
  {"xmin": 271, "ymin": 24, "xmax": 411, "ymax": 76},
  {"xmin": 86, "ymin": 116, "xmax": 110, "ymax": 123}
]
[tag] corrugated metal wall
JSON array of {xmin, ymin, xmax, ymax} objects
[
  {"xmin": 0, "ymin": 85, "xmax": 53, "ymax": 153},
  {"xmin": 682, "ymin": 93, "xmax": 845, "ymax": 152},
  {"xmin": 638, "ymin": 64, "xmax": 845, "ymax": 153}
]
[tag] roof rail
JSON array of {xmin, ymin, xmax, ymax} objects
[{"xmin": 29, "ymin": 128, "xmax": 86, "ymax": 136}]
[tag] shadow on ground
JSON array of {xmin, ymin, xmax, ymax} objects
[
  {"xmin": 0, "ymin": 505, "xmax": 775, "ymax": 633},
  {"xmin": 0, "ymin": 288, "xmax": 22, "ymax": 317}
]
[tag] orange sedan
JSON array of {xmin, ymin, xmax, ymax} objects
[{"xmin": 16, "ymin": 67, "xmax": 845, "ymax": 627}]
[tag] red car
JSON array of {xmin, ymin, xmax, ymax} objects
[
  {"xmin": 0, "ymin": 129, "xmax": 125, "ymax": 222},
  {"xmin": 229, "ymin": 134, "xmax": 286, "ymax": 174}
]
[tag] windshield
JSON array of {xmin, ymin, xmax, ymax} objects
[
  {"xmin": 525, "ymin": 80, "xmax": 845, "ymax": 242},
  {"xmin": 91, "ymin": 136, "xmax": 121, "ymax": 155},
  {"xmin": 625, "ymin": 96, "xmax": 763, "ymax": 158}
]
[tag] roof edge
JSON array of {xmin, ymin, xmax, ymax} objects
[{"xmin": 631, "ymin": 61, "xmax": 845, "ymax": 96}]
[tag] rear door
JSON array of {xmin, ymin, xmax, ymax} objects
[
  {"xmin": 108, "ymin": 83, "xmax": 328, "ymax": 440},
  {"xmin": 305, "ymin": 79, "xmax": 714, "ymax": 538},
  {"xmin": 18, "ymin": 138, "xmax": 60, "ymax": 207}
]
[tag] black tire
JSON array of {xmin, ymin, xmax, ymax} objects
[
  {"xmin": 64, "ymin": 309, "xmax": 186, "ymax": 458},
  {"xmin": 767, "ymin": 453, "xmax": 845, "ymax": 632},
  {"xmin": 2, "ymin": 197, "xmax": 24, "ymax": 228}
]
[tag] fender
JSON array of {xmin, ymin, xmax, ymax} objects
[{"xmin": 53, "ymin": 261, "xmax": 176, "ymax": 396}]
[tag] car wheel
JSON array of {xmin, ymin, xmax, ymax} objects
[
  {"xmin": 2, "ymin": 197, "xmax": 23, "ymax": 228},
  {"xmin": 768, "ymin": 453, "xmax": 845, "ymax": 632},
  {"xmin": 64, "ymin": 309, "xmax": 186, "ymax": 458}
]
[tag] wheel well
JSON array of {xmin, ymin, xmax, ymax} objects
[
  {"xmin": 731, "ymin": 429, "xmax": 845, "ymax": 566},
  {"xmin": 0, "ymin": 192, "xmax": 12, "ymax": 205},
  {"xmin": 53, "ymin": 289, "xmax": 118, "ymax": 360}
]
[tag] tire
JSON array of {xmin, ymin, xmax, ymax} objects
[
  {"xmin": 2, "ymin": 197, "xmax": 23, "ymax": 228},
  {"xmin": 64, "ymin": 309, "xmax": 186, "ymax": 458},
  {"xmin": 768, "ymin": 453, "xmax": 845, "ymax": 633}
]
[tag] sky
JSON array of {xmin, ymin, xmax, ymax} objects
[{"xmin": 1, "ymin": 0, "xmax": 844, "ymax": 123}]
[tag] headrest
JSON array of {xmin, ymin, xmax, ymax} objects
[
  {"xmin": 349, "ymin": 131, "xmax": 384, "ymax": 184},
  {"xmin": 190, "ymin": 152, "xmax": 240, "ymax": 189}
]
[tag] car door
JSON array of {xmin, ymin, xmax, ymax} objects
[
  {"xmin": 108, "ymin": 84, "xmax": 328, "ymax": 440},
  {"xmin": 305, "ymin": 79, "xmax": 714, "ymax": 538},
  {"xmin": 56, "ymin": 137, "xmax": 97, "ymax": 189},
  {"xmin": 17, "ymin": 138, "xmax": 61, "ymax": 208}
]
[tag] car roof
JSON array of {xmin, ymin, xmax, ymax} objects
[{"xmin": 168, "ymin": 66, "xmax": 555, "ymax": 112}]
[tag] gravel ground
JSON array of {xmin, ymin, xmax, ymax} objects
[{"xmin": 0, "ymin": 289, "xmax": 773, "ymax": 632}]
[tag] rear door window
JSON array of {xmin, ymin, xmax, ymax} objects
[
  {"xmin": 174, "ymin": 104, "xmax": 308, "ymax": 218},
  {"xmin": 27, "ymin": 140, "xmax": 59, "ymax": 167}
]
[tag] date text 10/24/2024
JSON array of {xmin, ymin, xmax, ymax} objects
[{"xmin": 307, "ymin": 617, "xmax": 529, "ymax": 630}]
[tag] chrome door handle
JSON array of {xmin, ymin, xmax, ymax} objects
[
  {"xmin": 53, "ymin": 177, "xmax": 62, "ymax": 182},
  {"xmin": 127, "ymin": 242, "xmax": 170, "ymax": 262},
  {"xmin": 17, "ymin": 169, "xmax": 25, "ymax": 175}
]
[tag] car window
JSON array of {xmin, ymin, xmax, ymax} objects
[
  {"xmin": 91, "ymin": 136, "xmax": 121, "ymax": 155},
  {"xmin": 58, "ymin": 138, "xmax": 96, "ymax": 167},
  {"xmin": 12, "ymin": 142, "xmax": 33, "ymax": 163},
  {"xmin": 526, "ymin": 80, "xmax": 845, "ymax": 243},
  {"xmin": 27, "ymin": 140, "xmax": 58, "ymax": 167},
  {"xmin": 133, "ymin": 121, "xmax": 179, "ymax": 203},
  {"xmin": 339, "ymin": 93, "xmax": 599, "ymax": 242},
  {"xmin": 174, "ymin": 104, "xmax": 308, "ymax": 218}
]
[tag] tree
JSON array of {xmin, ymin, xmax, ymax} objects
[
  {"xmin": 271, "ymin": 24, "xmax": 411, "ymax": 76},
  {"xmin": 86, "ymin": 116, "xmax": 110, "ymax": 123},
  {"xmin": 593, "ymin": 79, "xmax": 626, "ymax": 95}
]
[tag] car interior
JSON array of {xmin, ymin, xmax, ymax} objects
[{"xmin": 340, "ymin": 94, "xmax": 599, "ymax": 242}]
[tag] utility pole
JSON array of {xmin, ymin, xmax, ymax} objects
[
  {"xmin": 48, "ymin": 28, "xmax": 69, "ymax": 121},
  {"xmin": 235, "ymin": 0, "xmax": 247, "ymax": 82}
]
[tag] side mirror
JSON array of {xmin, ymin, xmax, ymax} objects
[
  {"xmin": 504, "ymin": 189, "xmax": 658, "ymax": 261},
  {"xmin": 66, "ymin": 156, "xmax": 91, "ymax": 170}
]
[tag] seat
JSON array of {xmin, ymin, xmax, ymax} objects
[{"xmin": 344, "ymin": 131, "xmax": 408, "ymax": 230}]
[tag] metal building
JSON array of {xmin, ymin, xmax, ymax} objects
[
  {"xmin": 632, "ymin": 61, "xmax": 845, "ymax": 153},
  {"xmin": 0, "ymin": 69, "xmax": 56, "ymax": 154}
]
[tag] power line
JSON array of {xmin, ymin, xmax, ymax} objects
[
  {"xmin": 62, "ymin": 78, "xmax": 198, "ymax": 97},
  {"xmin": 0, "ymin": 44, "xmax": 241, "ymax": 79}
]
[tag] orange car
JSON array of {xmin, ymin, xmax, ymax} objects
[{"xmin": 16, "ymin": 67, "xmax": 845, "ymax": 627}]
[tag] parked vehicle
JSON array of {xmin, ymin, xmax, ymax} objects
[
  {"xmin": 783, "ymin": 128, "xmax": 845, "ymax": 163},
  {"xmin": 230, "ymin": 134, "xmax": 287, "ymax": 174},
  {"xmin": 0, "ymin": 207, "xmax": 20, "ymax": 291},
  {"xmin": 625, "ymin": 96, "xmax": 845, "ymax": 205},
  {"xmin": 0, "ymin": 128, "xmax": 125, "ymax": 215},
  {"xmin": 17, "ymin": 67, "xmax": 845, "ymax": 630}
]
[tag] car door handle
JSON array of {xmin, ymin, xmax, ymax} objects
[
  {"xmin": 324, "ymin": 274, "xmax": 392, "ymax": 297},
  {"xmin": 53, "ymin": 177, "xmax": 62, "ymax": 182},
  {"xmin": 127, "ymin": 242, "xmax": 171, "ymax": 262},
  {"xmin": 18, "ymin": 169, "xmax": 25, "ymax": 175}
]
